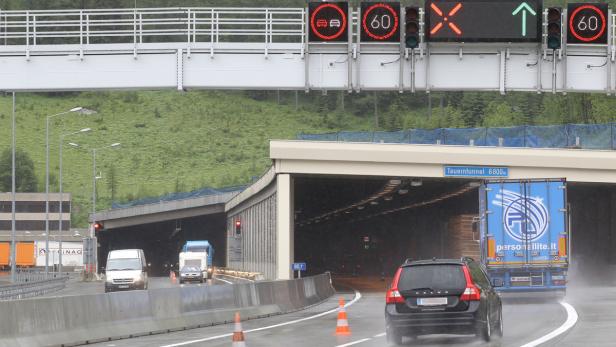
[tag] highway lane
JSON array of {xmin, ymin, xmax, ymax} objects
[
  {"xmin": 87, "ymin": 286, "xmax": 567, "ymax": 347},
  {"xmin": 40, "ymin": 274, "xmax": 236, "ymax": 297},
  {"xmin": 547, "ymin": 284, "xmax": 616, "ymax": 346}
]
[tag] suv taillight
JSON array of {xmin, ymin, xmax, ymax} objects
[
  {"xmin": 385, "ymin": 267, "xmax": 405, "ymax": 304},
  {"xmin": 460, "ymin": 265, "xmax": 481, "ymax": 301}
]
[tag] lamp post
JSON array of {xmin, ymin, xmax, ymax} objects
[
  {"xmin": 58, "ymin": 128, "xmax": 91, "ymax": 273},
  {"xmin": 10, "ymin": 92, "xmax": 16, "ymax": 283},
  {"xmin": 45, "ymin": 106, "xmax": 83, "ymax": 274},
  {"xmin": 91, "ymin": 143, "xmax": 121, "ymax": 237}
]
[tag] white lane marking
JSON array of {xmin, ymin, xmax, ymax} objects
[
  {"xmin": 335, "ymin": 338, "xmax": 371, "ymax": 347},
  {"xmin": 519, "ymin": 301, "xmax": 578, "ymax": 347},
  {"xmin": 214, "ymin": 277, "xmax": 233, "ymax": 285},
  {"xmin": 334, "ymin": 331, "xmax": 386, "ymax": 347},
  {"xmin": 160, "ymin": 290, "xmax": 362, "ymax": 347},
  {"xmin": 218, "ymin": 273, "xmax": 255, "ymax": 282}
]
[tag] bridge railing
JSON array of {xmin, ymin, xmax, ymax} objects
[{"xmin": 0, "ymin": 7, "xmax": 305, "ymax": 48}]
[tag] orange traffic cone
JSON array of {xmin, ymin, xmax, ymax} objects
[
  {"xmin": 335, "ymin": 298, "xmax": 351, "ymax": 336},
  {"xmin": 170, "ymin": 270, "xmax": 177, "ymax": 284},
  {"xmin": 232, "ymin": 312, "xmax": 246, "ymax": 347}
]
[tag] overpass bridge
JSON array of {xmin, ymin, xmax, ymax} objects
[
  {"xmin": 0, "ymin": 5, "xmax": 614, "ymax": 93},
  {"xmin": 94, "ymin": 139, "xmax": 616, "ymax": 280}
]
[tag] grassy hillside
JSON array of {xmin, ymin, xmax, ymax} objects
[{"xmin": 0, "ymin": 91, "xmax": 373, "ymax": 227}]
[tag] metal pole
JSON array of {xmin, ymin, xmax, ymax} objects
[
  {"xmin": 92, "ymin": 148, "xmax": 96, "ymax": 237},
  {"xmin": 10, "ymin": 92, "xmax": 16, "ymax": 283},
  {"xmin": 45, "ymin": 115, "xmax": 50, "ymax": 273},
  {"xmin": 58, "ymin": 136, "xmax": 64, "ymax": 273}
]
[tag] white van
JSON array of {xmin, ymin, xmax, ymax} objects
[{"xmin": 104, "ymin": 249, "xmax": 149, "ymax": 293}]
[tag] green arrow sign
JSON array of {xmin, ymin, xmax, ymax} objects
[{"xmin": 512, "ymin": 2, "xmax": 537, "ymax": 37}]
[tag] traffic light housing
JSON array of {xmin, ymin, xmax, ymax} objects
[
  {"xmin": 234, "ymin": 220, "xmax": 241, "ymax": 237},
  {"xmin": 547, "ymin": 7, "xmax": 562, "ymax": 50},
  {"xmin": 405, "ymin": 6, "xmax": 420, "ymax": 49}
]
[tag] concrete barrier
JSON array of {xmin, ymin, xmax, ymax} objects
[{"xmin": 0, "ymin": 273, "xmax": 334, "ymax": 347}]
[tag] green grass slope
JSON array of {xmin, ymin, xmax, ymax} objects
[{"xmin": 0, "ymin": 91, "xmax": 372, "ymax": 226}]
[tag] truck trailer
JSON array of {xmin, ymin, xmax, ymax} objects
[{"xmin": 479, "ymin": 179, "xmax": 569, "ymax": 293}]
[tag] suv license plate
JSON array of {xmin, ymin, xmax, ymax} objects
[
  {"xmin": 418, "ymin": 297, "xmax": 448, "ymax": 306},
  {"xmin": 118, "ymin": 285, "xmax": 129, "ymax": 289}
]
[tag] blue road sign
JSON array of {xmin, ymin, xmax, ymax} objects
[
  {"xmin": 292, "ymin": 262, "xmax": 306, "ymax": 271},
  {"xmin": 444, "ymin": 166, "xmax": 509, "ymax": 178}
]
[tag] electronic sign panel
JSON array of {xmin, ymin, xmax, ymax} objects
[
  {"xmin": 425, "ymin": 0, "xmax": 542, "ymax": 42},
  {"xmin": 567, "ymin": 3, "xmax": 608, "ymax": 45},
  {"xmin": 309, "ymin": 2, "xmax": 349, "ymax": 42},
  {"xmin": 360, "ymin": 2, "xmax": 401, "ymax": 42}
]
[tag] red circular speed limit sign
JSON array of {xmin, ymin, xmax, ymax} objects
[
  {"xmin": 361, "ymin": 2, "xmax": 401, "ymax": 42},
  {"xmin": 567, "ymin": 3, "xmax": 608, "ymax": 44},
  {"xmin": 309, "ymin": 2, "xmax": 348, "ymax": 42}
]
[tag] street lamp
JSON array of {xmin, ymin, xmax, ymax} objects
[
  {"xmin": 58, "ymin": 128, "xmax": 91, "ymax": 273},
  {"xmin": 45, "ymin": 106, "xmax": 84, "ymax": 274},
  {"xmin": 91, "ymin": 143, "xmax": 121, "ymax": 237}
]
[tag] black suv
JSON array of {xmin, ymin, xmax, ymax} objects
[{"xmin": 385, "ymin": 258, "xmax": 503, "ymax": 345}]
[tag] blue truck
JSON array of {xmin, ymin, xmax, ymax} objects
[
  {"xmin": 181, "ymin": 241, "xmax": 214, "ymax": 279},
  {"xmin": 479, "ymin": 179, "xmax": 569, "ymax": 293}
]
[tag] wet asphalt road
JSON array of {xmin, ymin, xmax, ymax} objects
[{"xmin": 86, "ymin": 287, "xmax": 569, "ymax": 347}]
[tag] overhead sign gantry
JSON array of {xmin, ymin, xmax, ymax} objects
[{"xmin": 0, "ymin": 2, "xmax": 614, "ymax": 93}]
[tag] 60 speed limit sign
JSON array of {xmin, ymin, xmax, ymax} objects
[
  {"xmin": 360, "ymin": 2, "xmax": 401, "ymax": 42},
  {"xmin": 567, "ymin": 3, "xmax": 608, "ymax": 44}
]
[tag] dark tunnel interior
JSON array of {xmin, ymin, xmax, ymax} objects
[
  {"xmin": 294, "ymin": 176, "xmax": 479, "ymax": 278},
  {"xmin": 96, "ymin": 213, "xmax": 226, "ymax": 276}
]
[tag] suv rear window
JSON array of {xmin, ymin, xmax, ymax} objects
[{"xmin": 398, "ymin": 264, "xmax": 466, "ymax": 291}]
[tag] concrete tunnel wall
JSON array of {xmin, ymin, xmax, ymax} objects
[{"xmin": 227, "ymin": 193, "xmax": 277, "ymax": 280}]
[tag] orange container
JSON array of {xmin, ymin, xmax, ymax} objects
[
  {"xmin": 16, "ymin": 242, "xmax": 35, "ymax": 267},
  {"xmin": 0, "ymin": 242, "xmax": 9, "ymax": 267}
]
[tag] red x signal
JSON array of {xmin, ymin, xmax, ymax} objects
[{"xmin": 430, "ymin": 2, "xmax": 463, "ymax": 35}]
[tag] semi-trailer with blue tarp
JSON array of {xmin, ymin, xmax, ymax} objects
[{"xmin": 479, "ymin": 179, "xmax": 569, "ymax": 293}]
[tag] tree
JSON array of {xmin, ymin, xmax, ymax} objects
[
  {"xmin": 483, "ymin": 101, "xmax": 524, "ymax": 127},
  {"xmin": 0, "ymin": 148, "xmax": 38, "ymax": 192}
]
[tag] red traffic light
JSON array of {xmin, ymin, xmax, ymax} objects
[
  {"xmin": 235, "ymin": 220, "xmax": 241, "ymax": 227},
  {"xmin": 94, "ymin": 222, "xmax": 103, "ymax": 231}
]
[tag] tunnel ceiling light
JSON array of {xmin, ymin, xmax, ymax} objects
[
  {"xmin": 370, "ymin": 201, "xmax": 379, "ymax": 205},
  {"xmin": 357, "ymin": 206, "xmax": 365, "ymax": 210},
  {"xmin": 384, "ymin": 196, "xmax": 393, "ymax": 201},
  {"xmin": 411, "ymin": 179, "xmax": 423, "ymax": 187},
  {"xmin": 389, "ymin": 179, "xmax": 402, "ymax": 185},
  {"xmin": 398, "ymin": 189, "xmax": 409, "ymax": 195},
  {"xmin": 354, "ymin": 184, "xmax": 475, "ymax": 223}
]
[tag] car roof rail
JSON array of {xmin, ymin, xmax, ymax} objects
[
  {"xmin": 404, "ymin": 258, "xmax": 414, "ymax": 264},
  {"xmin": 460, "ymin": 256, "xmax": 475, "ymax": 263}
]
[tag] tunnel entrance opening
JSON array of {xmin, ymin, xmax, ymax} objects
[
  {"xmin": 294, "ymin": 177, "xmax": 616, "ymax": 289},
  {"xmin": 97, "ymin": 213, "xmax": 226, "ymax": 276},
  {"xmin": 293, "ymin": 176, "xmax": 480, "ymax": 289}
]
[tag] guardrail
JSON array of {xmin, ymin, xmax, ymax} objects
[
  {"xmin": 0, "ymin": 276, "xmax": 68, "ymax": 301},
  {"xmin": 0, "ymin": 7, "xmax": 305, "ymax": 47},
  {"xmin": 0, "ymin": 273, "xmax": 334, "ymax": 347}
]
